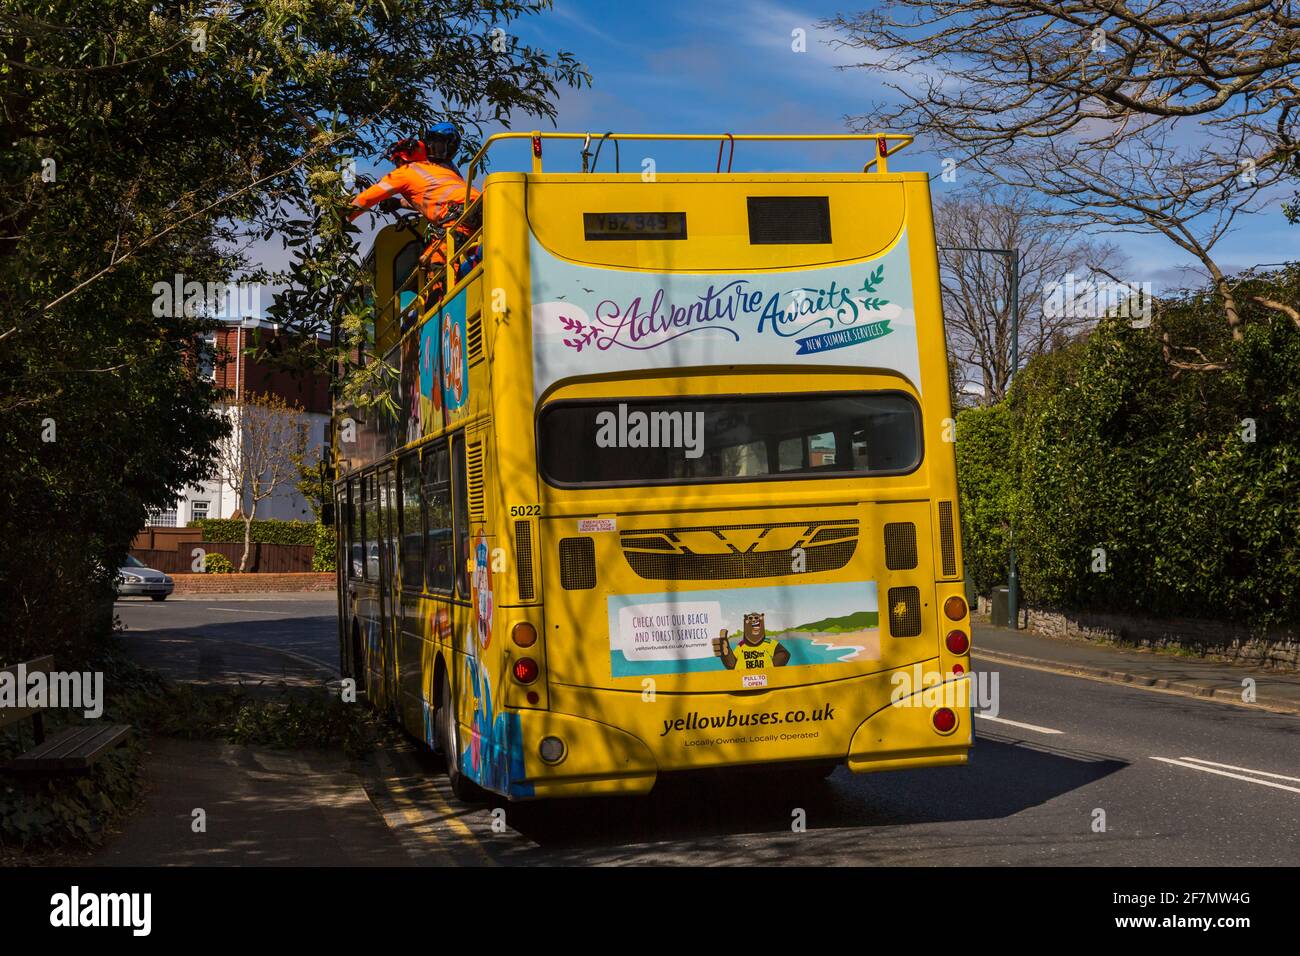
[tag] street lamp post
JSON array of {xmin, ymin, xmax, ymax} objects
[{"xmin": 938, "ymin": 244, "xmax": 1022, "ymax": 629}]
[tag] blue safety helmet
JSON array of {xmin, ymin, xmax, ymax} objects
[{"xmin": 425, "ymin": 122, "xmax": 462, "ymax": 163}]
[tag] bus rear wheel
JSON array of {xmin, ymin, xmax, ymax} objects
[{"xmin": 437, "ymin": 677, "xmax": 479, "ymax": 803}]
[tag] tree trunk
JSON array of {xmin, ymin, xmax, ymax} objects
[{"xmin": 239, "ymin": 505, "xmax": 255, "ymax": 573}]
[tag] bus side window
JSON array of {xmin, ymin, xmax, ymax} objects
[
  {"xmin": 452, "ymin": 434, "xmax": 470, "ymax": 598},
  {"xmin": 346, "ymin": 478, "xmax": 360, "ymax": 579},
  {"xmin": 399, "ymin": 451, "xmax": 424, "ymax": 591},
  {"xmin": 363, "ymin": 475, "xmax": 379, "ymax": 581},
  {"xmin": 424, "ymin": 443, "xmax": 453, "ymax": 591}
]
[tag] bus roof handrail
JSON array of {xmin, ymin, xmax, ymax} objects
[{"xmin": 462, "ymin": 131, "xmax": 915, "ymax": 205}]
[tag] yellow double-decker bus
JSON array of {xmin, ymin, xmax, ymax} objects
[{"xmin": 335, "ymin": 132, "xmax": 973, "ymax": 801}]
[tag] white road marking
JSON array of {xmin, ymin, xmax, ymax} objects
[
  {"xmin": 1175, "ymin": 757, "xmax": 1300, "ymax": 785},
  {"xmin": 974, "ymin": 713, "xmax": 1063, "ymax": 734},
  {"xmin": 1178, "ymin": 757, "xmax": 1300, "ymax": 783},
  {"xmin": 203, "ymin": 606, "xmax": 295, "ymax": 614},
  {"xmin": 1151, "ymin": 757, "xmax": 1300, "ymax": 794}
]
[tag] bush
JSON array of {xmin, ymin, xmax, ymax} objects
[
  {"xmin": 957, "ymin": 266, "xmax": 1300, "ymax": 628},
  {"xmin": 192, "ymin": 517, "xmax": 317, "ymax": 546},
  {"xmin": 955, "ymin": 404, "xmax": 1013, "ymax": 596},
  {"xmin": 132, "ymin": 684, "xmax": 375, "ymax": 758},
  {"xmin": 0, "ymin": 746, "xmax": 141, "ymax": 850},
  {"xmin": 312, "ymin": 522, "xmax": 337, "ymax": 572},
  {"xmin": 203, "ymin": 552, "xmax": 234, "ymax": 574},
  {"xmin": 0, "ymin": 648, "xmax": 161, "ymax": 851}
]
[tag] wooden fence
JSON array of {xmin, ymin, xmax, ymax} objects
[{"xmin": 130, "ymin": 541, "xmax": 316, "ymax": 574}]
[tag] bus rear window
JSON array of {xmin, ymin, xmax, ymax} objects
[{"xmin": 538, "ymin": 392, "xmax": 921, "ymax": 486}]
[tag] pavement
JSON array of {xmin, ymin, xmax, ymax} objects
[
  {"xmin": 973, "ymin": 621, "xmax": 1300, "ymax": 716},
  {"xmin": 95, "ymin": 738, "xmax": 410, "ymax": 866},
  {"xmin": 93, "ymin": 592, "xmax": 1300, "ymax": 866}
]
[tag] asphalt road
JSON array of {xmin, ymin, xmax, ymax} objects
[
  {"xmin": 116, "ymin": 593, "xmax": 340, "ymax": 674},
  {"xmin": 114, "ymin": 593, "xmax": 1300, "ymax": 866}
]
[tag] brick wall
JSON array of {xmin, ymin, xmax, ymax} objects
[{"xmin": 171, "ymin": 572, "xmax": 336, "ymax": 593}]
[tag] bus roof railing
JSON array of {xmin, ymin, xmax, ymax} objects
[
  {"xmin": 433, "ymin": 132, "xmax": 914, "ymax": 336},
  {"xmin": 460, "ymin": 131, "xmax": 915, "ymax": 206}
]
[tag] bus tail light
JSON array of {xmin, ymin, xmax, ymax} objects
[
  {"xmin": 512, "ymin": 622, "xmax": 537, "ymax": 647},
  {"xmin": 933, "ymin": 708, "xmax": 957, "ymax": 734},
  {"xmin": 512, "ymin": 658, "xmax": 539, "ymax": 683},
  {"xmin": 945, "ymin": 630, "xmax": 970, "ymax": 655},
  {"xmin": 944, "ymin": 595, "xmax": 968, "ymax": 621}
]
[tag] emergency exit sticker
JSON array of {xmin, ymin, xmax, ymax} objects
[{"xmin": 578, "ymin": 518, "xmax": 616, "ymax": 533}]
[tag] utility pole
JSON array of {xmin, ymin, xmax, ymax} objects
[{"xmin": 938, "ymin": 244, "xmax": 1022, "ymax": 628}]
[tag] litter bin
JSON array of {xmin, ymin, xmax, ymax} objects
[{"xmin": 991, "ymin": 586, "xmax": 1010, "ymax": 627}]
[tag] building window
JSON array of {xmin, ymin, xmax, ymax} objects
[
  {"xmin": 197, "ymin": 333, "xmax": 217, "ymax": 381},
  {"xmin": 148, "ymin": 506, "xmax": 179, "ymax": 527},
  {"xmin": 191, "ymin": 500, "xmax": 210, "ymax": 523}
]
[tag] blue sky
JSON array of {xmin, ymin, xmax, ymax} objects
[
  {"xmin": 250, "ymin": 0, "xmax": 1295, "ymax": 315},
  {"xmin": 496, "ymin": 0, "xmax": 1296, "ymax": 286}
]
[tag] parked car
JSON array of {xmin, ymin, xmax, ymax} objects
[{"xmin": 117, "ymin": 554, "xmax": 174, "ymax": 601}]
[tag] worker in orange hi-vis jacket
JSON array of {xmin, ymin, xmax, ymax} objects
[{"xmin": 349, "ymin": 123, "xmax": 481, "ymax": 280}]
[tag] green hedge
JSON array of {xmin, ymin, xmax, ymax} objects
[
  {"xmin": 191, "ymin": 518, "xmax": 336, "ymax": 573},
  {"xmin": 957, "ymin": 267, "xmax": 1300, "ymax": 627},
  {"xmin": 312, "ymin": 522, "xmax": 337, "ymax": 573},
  {"xmin": 191, "ymin": 518, "xmax": 317, "ymax": 545},
  {"xmin": 954, "ymin": 403, "xmax": 1013, "ymax": 596}
]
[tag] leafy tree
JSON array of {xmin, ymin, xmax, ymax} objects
[
  {"xmin": 957, "ymin": 265, "xmax": 1300, "ymax": 626},
  {"xmin": 0, "ymin": 0, "xmax": 586, "ymax": 662}
]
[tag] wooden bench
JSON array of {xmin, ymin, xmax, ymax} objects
[{"xmin": 0, "ymin": 656, "xmax": 131, "ymax": 774}]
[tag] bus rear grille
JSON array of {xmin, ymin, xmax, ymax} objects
[
  {"xmin": 747, "ymin": 196, "xmax": 831, "ymax": 244},
  {"xmin": 937, "ymin": 501, "xmax": 957, "ymax": 576},
  {"xmin": 559, "ymin": 537, "xmax": 596, "ymax": 590},
  {"xmin": 621, "ymin": 520, "xmax": 857, "ymax": 580},
  {"xmin": 884, "ymin": 522, "xmax": 918, "ymax": 570},
  {"xmin": 515, "ymin": 520, "xmax": 535, "ymax": 600},
  {"xmin": 887, "ymin": 586, "xmax": 923, "ymax": 637}
]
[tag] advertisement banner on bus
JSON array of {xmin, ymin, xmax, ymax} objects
[
  {"xmin": 606, "ymin": 580, "xmax": 881, "ymax": 680},
  {"xmin": 530, "ymin": 232, "xmax": 920, "ymax": 399}
]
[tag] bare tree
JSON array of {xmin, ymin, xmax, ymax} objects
[
  {"xmin": 824, "ymin": 1, "xmax": 1300, "ymax": 357},
  {"xmin": 213, "ymin": 391, "xmax": 312, "ymax": 572},
  {"xmin": 936, "ymin": 188, "xmax": 1122, "ymax": 402}
]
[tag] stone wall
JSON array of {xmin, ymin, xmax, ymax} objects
[{"xmin": 975, "ymin": 597, "xmax": 1298, "ymax": 670}]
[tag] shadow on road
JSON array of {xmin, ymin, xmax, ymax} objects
[
  {"xmin": 118, "ymin": 613, "xmax": 338, "ymax": 685},
  {"xmin": 394, "ymin": 728, "xmax": 1127, "ymax": 864}
]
